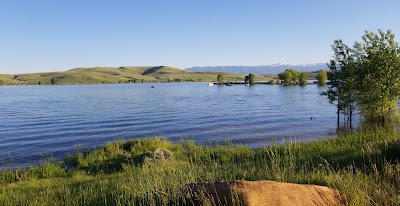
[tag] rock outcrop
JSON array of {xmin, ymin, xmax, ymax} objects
[{"xmin": 185, "ymin": 180, "xmax": 345, "ymax": 206}]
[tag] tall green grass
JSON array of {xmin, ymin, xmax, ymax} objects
[{"xmin": 1, "ymin": 131, "xmax": 400, "ymax": 205}]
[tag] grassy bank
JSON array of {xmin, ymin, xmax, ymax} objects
[
  {"xmin": 0, "ymin": 66, "xmax": 271, "ymax": 85},
  {"xmin": 1, "ymin": 130, "xmax": 400, "ymax": 205}
]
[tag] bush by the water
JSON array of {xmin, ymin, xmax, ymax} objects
[{"xmin": 1, "ymin": 131, "xmax": 400, "ymax": 205}]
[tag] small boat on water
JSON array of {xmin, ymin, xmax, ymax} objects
[
  {"xmin": 208, "ymin": 83, "xmax": 214, "ymax": 86},
  {"xmin": 245, "ymin": 83, "xmax": 250, "ymax": 86},
  {"xmin": 225, "ymin": 83, "xmax": 233, "ymax": 86},
  {"xmin": 151, "ymin": 86, "xmax": 155, "ymax": 88}
]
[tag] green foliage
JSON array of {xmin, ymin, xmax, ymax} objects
[
  {"xmin": 317, "ymin": 70, "xmax": 327, "ymax": 85},
  {"xmin": 266, "ymin": 79, "xmax": 275, "ymax": 84},
  {"xmin": 324, "ymin": 39, "xmax": 358, "ymax": 124},
  {"xmin": 244, "ymin": 75, "xmax": 249, "ymax": 84},
  {"xmin": 278, "ymin": 69, "xmax": 299, "ymax": 85},
  {"xmin": 217, "ymin": 74, "xmax": 224, "ymax": 85},
  {"xmin": 50, "ymin": 78, "xmax": 59, "ymax": 85},
  {"xmin": 299, "ymin": 72, "xmax": 307, "ymax": 85},
  {"xmin": 27, "ymin": 161, "xmax": 66, "ymax": 179},
  {"xmin": 248, "ymin": 73, "xmax": 256, "ymax": 85},
  {"xmin": 62, "ymin": 138, "xmax": 185, "ymax": 175},
  {"xmin": 2, "ymin": 131, "xmax": 400, "ymax": 205},
  {"xmin": 0, "ymin": 170, "xmax": 16, "ymax": 184},
  {"xmin": 325, "ymin": 29, "xmax": 400, "ymax": 123},
  {"xmin": 354, "ymin": 30, "xmax": 400, "ymax": 122},
  {"xmin": 244, "ymin": 74, "xmax": 256, "ymax": 85}
]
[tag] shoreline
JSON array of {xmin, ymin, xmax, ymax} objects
[{"xmin": 1, "ymin": 130, "xmax": 399, "ymax": 205}]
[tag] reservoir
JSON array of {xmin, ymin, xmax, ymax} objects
[{"xmin": 0, "ymin": 83, "xmax": 349, "ymax": 169}]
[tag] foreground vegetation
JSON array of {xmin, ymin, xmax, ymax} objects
[{"xmin": 1, "ymin": 130, "xmax": 400, "ymax": 205}]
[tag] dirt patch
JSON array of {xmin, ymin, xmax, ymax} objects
[{"xmin": 185, "ymin": 180, "xmax": 346, "ymax": 206}]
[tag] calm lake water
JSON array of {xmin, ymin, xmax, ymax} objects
[{"xmin": 0, "ymin": 83, "xmax": 352, "ymax": 169}]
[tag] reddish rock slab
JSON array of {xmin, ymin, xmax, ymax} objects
[{"xmin": 185, "ymin": 180, "xmax": 346, "ymax": 206}]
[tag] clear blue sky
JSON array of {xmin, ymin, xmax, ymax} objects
[{"xmin": 1, "ymin": 0, "xmax": 400, "ymax": 74}]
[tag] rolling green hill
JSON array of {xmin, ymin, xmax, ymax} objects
[{"xmin": 0, "ymin": 66, "xmax": 272, "ymax": 85}]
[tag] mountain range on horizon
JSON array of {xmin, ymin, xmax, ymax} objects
[{"xmin": 185, "ymin": 63, "xmax": 328, "ymax": 74}]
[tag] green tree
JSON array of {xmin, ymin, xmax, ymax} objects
[
  {"xmin": 354, "ymin": 30, "xmax": 400, "ymax": 122},
  {"xmin": 244, "ymin": 76, "xmax": 249, "ymax": 84},
  {"xmin": 50, "ymin": 78, "xmax": 59, "ymax": 85},
  {"xmin": 324, "ymin": 39, "xmax": 358, "ymax": 125},
  {"xmin": 299, "ymin": 72, "xmax": 307, "ymax": 85},
  {"xmin": 289, "ymin": 69, "xmax": 299, "ymax": 83},
  {"xmin": 278, "ymin": 70, "xmax": 292, "ymax": 85},
  {"xmin": 324, "ymin": 29, "xmax": 400, "ymax": 124},
  {"xmin": 278, "ymin": 69, "xmax": 299, "ymax": 85},
  {"xmin": 217, "ymin": 74, "xmax": 224, "ymax": 85},
  {"xmin": 248, "ymin": 73, "xmax": 256, "ymax": 85},
  {"xmin": 317, "ymin": 70, "xmax": 327, "ymax": 85}
]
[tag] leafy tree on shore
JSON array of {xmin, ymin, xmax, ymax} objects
[
  {"xmin": 354, "ymin": 30, "xmax": 400, "ymax": 122},
  {"xmin": 244, "ymin": 75, "xmax": 249, "ymax": 84},
  {"xmin": 50, "ymin": 78, "xmax": 59, "ymax": 85},
  {"xmin": 278, "ymin": 69, "xmax": 299, "ymax": 85},
  {"xmin": 217, "ymin": 74, "xmax": 224, "ymax": 85},
  {"xmin": 317, "ymin": 70, "xmax": 327, "ymax": 85},
  {"xmin": 248, "ymin": 73, "xmax": 256, "ymax": 85},
  {"xmin": 324, "ymin": 39, "xmax": 358, "ymax": 125},
  {"xmin": 278, "ymin": 70, "xmax": 292, "ymax": 84},
  {"xmin": 299, "ymin": 72, "xmax": 307, "ymax": 85},
  {"xmin": 324, "ymin": 29, "xmax": 400, "ymax": 124}
]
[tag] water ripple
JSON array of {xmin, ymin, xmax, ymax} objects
[{"xmin": 0, "ymin": 83, "xmax": 344, "ymax": 169}]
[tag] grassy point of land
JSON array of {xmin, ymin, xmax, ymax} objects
[
  {"xmin": 1, "ymin": 130, "xmax": 400, "ymax": 205},
  {"xmin": 0, "ymin": 66, "xmax": 273, "ymax": 85}
]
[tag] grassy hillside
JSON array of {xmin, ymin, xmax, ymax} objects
[
  {"xmin": 0, "ymin": 66, "xmax": 269, "ymax": 85},
  {"xmin": 1, "ymin": 130, "xmax": 400, "ymax": 205}
]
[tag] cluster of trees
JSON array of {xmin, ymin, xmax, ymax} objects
[
  {"xmin": 278, "ymin": 69, "xmax": 327, "ymax": 86},
  {"xmin": 324, "ymin": 29, "xmax": 400, "ymax": 124},
  {"xmin": 216, "ymin": 73, "xmax": 257, "ymax": 85},
  {"xmin": 278, "ymin": 69, "xmax": 300, "ymax": 85},
  {"xmin": 244, "ymin": 73, "xmax": 256, "ymax": 85}
]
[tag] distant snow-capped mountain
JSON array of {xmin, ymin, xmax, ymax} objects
[{"xmin": 185, "ymin": 63, "xmax": 327, "ymax": 74}]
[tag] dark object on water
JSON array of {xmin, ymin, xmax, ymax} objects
[
  {"xmin": 225, "ymin": 83, "xmax": 233, "ymax": 86},
  {"xmin": 310, "ymin": 117, "xmax": 313, "ymax": 120},
  {"xmin": 151, "ymin": 86, "xmax": 155, "ymax": 88}
]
